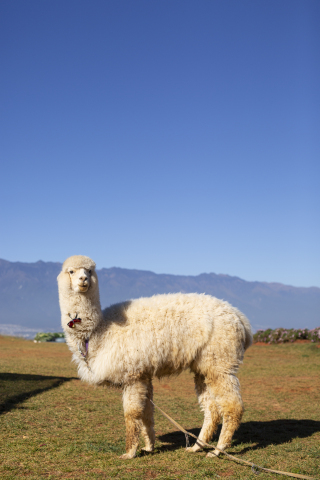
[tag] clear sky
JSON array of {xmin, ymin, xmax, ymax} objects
[{"xmin": 1, "ymin": 0, "xmax": 319, "ymax": 287}]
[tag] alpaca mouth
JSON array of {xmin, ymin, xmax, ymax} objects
[{"xmin": 78, "ymin": 284, "xmax": 88, "ymax": 292}]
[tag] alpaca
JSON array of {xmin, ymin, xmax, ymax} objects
[{"xmin": 57, "ymin": 255, "xmax": 252, "ymax": 459}]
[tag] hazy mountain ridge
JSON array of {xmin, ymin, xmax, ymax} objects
[{"xmin": 0, "ymin": 259, "xmax": 319, "ymax": 337}]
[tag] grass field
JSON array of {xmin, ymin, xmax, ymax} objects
[{"xmin": 0, "ymin": 336, "xmax": 319, "ymax": 480}]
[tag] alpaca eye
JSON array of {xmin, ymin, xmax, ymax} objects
[
  {"xmin": 70, "ymin": 270, "xmax": 74, "ymax": 274},
  {"xmin": 89, "ymin": 270, "xmax": 92, "ymax": 274}
]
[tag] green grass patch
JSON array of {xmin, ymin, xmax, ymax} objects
[{"xmin": 0, "ymin": 335, "xmax": 319, "ymax": 479}]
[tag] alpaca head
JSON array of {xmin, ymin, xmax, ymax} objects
[{"xmin": 57, "ymin": 255, "xmax": 98, "ymax": 295}]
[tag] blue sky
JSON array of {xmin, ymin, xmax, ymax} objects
[{"xmin": 1, "ymin": 0, "xmax": 319, "ymax": 287}]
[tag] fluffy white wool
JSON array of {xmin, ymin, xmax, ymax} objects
[{"xmin": 57, "ymin": 255, "xmax": 252, "ymax": 459}]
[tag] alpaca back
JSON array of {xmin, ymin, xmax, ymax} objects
[
  {"xmin": 89, "ymin": 293, "xmax": 250, "ymax": 384},
  {"xmin": 107, "ymin": 293, "xmax": 214, "ymax": 370}
]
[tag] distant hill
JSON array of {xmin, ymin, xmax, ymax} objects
[{"xmin": 0, "ymin": 258, "xmax": 319, "ymax": 337}]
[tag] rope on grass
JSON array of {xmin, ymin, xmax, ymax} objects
[{"xmin": 150, "ymin": 400, "xmax": 317, "ymax": 480}]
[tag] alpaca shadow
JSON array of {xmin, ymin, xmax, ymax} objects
[
  {"xmin": 157, "ymin": 427, "xmax": 201, "ymax": 453},
  {"xmin": 233, "ymin": 419, "xmax": 320, "ymax": 454},
  {"xmin": 157, "ymin": 419, "xmax": 320, "ymax": 453},
  {"xmin": 0, "ymin": 373, "xmax": 75, "ymax": 415}
]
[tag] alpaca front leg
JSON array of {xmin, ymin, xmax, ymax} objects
[
  {"xmin": 120, "ymin": 380, "xmax": 151, "ymax": 459},
  {"xmin": 120, "ymin": 412, "xmax": 141, "ymax": 459}
]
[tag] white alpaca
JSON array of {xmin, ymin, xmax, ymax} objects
[{"xmin": 58, "ymin": 255, "xmax": 252, "ymax": 459}]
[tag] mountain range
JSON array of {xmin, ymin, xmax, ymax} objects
[{"xmin": 0, "ymin": 258, "xmax": 319, "ymax": 338}]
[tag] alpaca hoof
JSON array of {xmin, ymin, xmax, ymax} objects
[
  {"xmin": 141, "ymin": 446, "xmax": 154, "ymax": 453},
  {"xmin": 119, "ymin": 452, "xmax": 135, "ymax": 460},
  {"xmin": 186, "ymin": 445, "xmax": 201, "ymax": 453},
  {"xmin": 206, "ymin": 449, "xmax": 220, "ymax": 458}
]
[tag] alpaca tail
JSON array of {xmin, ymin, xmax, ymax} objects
[{"xmin": 239, "ymin": 312, "xmax": 253, "ymax": 350}]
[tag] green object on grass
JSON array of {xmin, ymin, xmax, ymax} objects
[
  {"xmin": 253, "ymin": 327, "xmax": 320, "ymax": 344},
  {"xmin": 34, "ymin": 332, "xmax": 65, "ymax": 342}
]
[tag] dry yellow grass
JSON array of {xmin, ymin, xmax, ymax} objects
[{"xmin": 0, "ymin": 335, "xmax": 319, "ymax": 479}]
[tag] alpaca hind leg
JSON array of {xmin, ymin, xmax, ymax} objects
[
  {"xmin": 206, "ymin": 374, "xmax": 244, "ymax": 458},
  {"xmin": 140, "ymin": 379, "xmax": 155, "ymax": 453},
  {"xmin": 186, "ymin": 374, "xmax": 220, "ymax": 453},
  {"xmin": 120, "ymin": 379, "xmax": 151, "ymax": 459}
]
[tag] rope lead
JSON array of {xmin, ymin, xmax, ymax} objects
[{"xmin": 150, "ymin": 399, "xmax": 316, "ymax": 480}]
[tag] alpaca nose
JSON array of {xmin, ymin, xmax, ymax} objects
[{"xmin": 79, "ymin": 275, "xmax": 87, "ymax": 281}]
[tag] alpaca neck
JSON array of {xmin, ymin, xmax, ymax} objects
[
  {"xmin": 61, "ymin": 290, "xmax": 101, "ymax": 314},
  {"xmin": 60, "ymin": 289, "xmax": 102, "ymax": 342}
]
